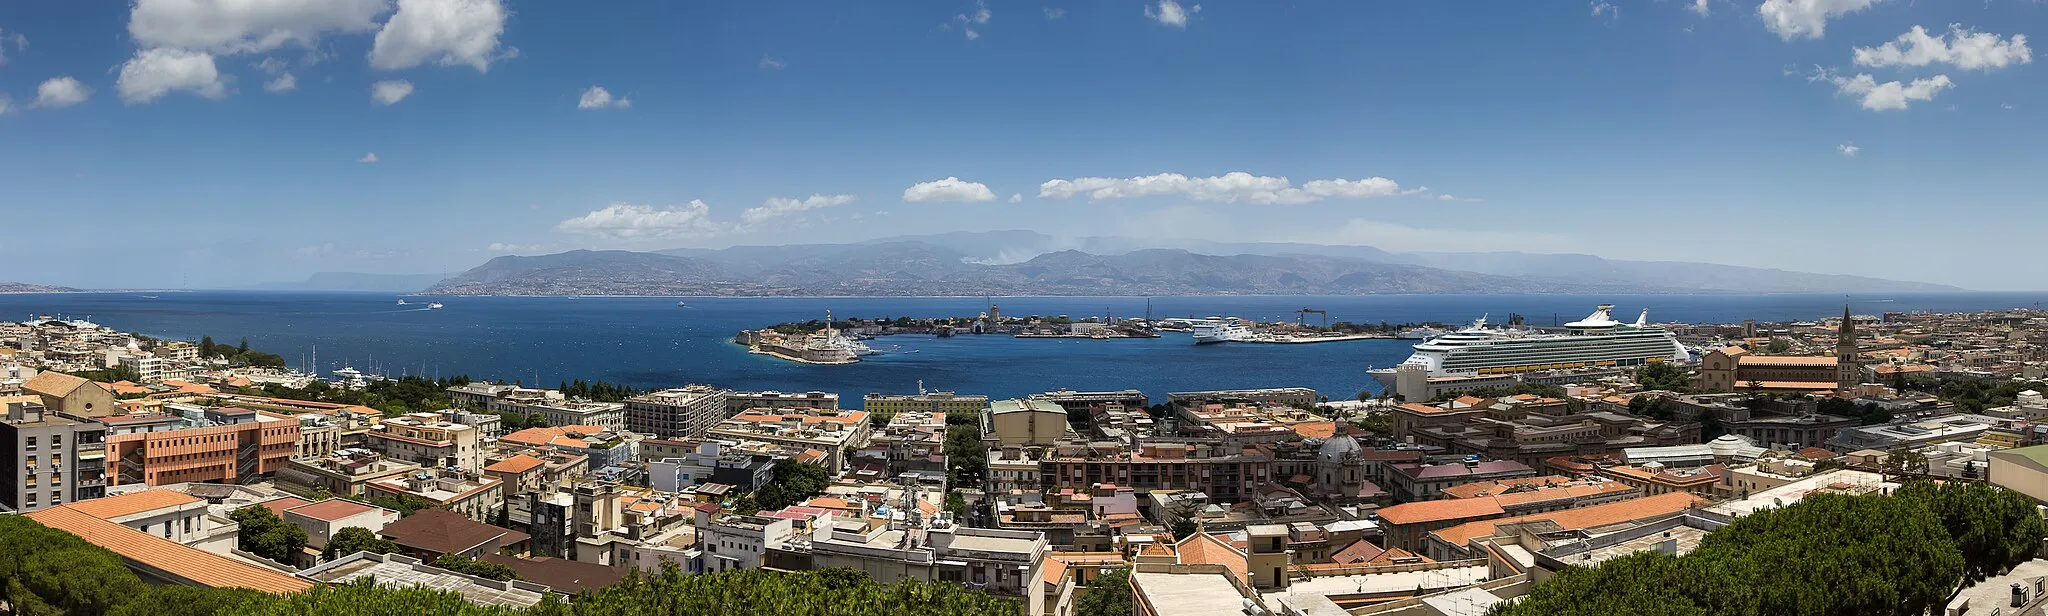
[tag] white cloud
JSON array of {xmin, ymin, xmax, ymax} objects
[
  {"xmin": 32, "ymin": 77, "xmax": 91, "ymax": 109},
  {"xmin": 1037, "ymin": 171, "xmax": 1415, "ymax": 205},
  {"xmin": 486, "ymin": 242, "xmax": 548, "ymax": 253},
  {"xmin": 958, "ymin": 0, "xmax": 991, "ymax": 24},
  {"xmin": 1688, "ymin": 0, "xmax": 1709, "ymax": 17},
  {"xmin": 760, "ymin": 55, "xmax": 786, "ymax": 70},
  {"xmin": 0, "ymin": 27, "xmax": 24, "ymax": 64},
  {"xmin": 965, "ymin": 28, "xmax": 980, "ymax": 40},
  {"xmin": 370, "ymin": 0, "xmax": 510, "ymax": 73},
  {"xmin": 1852, "ymin": 25, "xmax": 2030, "ymax": 71},
  {"xmin": 127, "ymin": 0, "xmax": 386, "ymax": 54},
  {"xmin": 577, "ymin": 85, "xmax": 630, "ymax": 109},
  {"xmin": 370, "ymin": 79, "xmax": 413, "ymax": 105},
  {"xmin": 1837, "ymin": 143, "xmax": 1860, "ymax": 156},
  {"xmin": 903, "ymin": 177, "xmax": 998, "ymax": 203},
  {"xmin": 1008, "ymin": 193, "xmax": 1023, "ymax": 203},
  {"xmin": 1591, "ymin": 1, "xmax": 1618, "ymax": 20},
  {"xmin": 359, "ymin": 152, "xmax": 379, "ymax": 163},
  {"xmin": 264, "ymin": 72, "xmax": 297, "ymax": 93},
  {"xmin": 254, "ymin": 56, "xmax": 289, "ymax": 74},
  {"xmin": 2003, "ymin": 102, "xmax": 2015, "ymax": 109},
  {"xmin": 555, "ymin": 201, "xmax": 730, "ymax": 241},
  {"xmin": 1757, "ymin": 0, "xmax": 1881, "ymax": 41},
  {"xmin": 1043, "ymin": 7, "xmax": 1065, "ymax": 19},
  {"xmin": 116, "ymin": 48, "xmax": 227, "ymax": 104},
  {"xmin": 741, "ymin": 194, "xmax": 857, "ymax": 224},
  {"xmin": 1435, "ymin": 194, "xmax": 1458, "ymax": 201},
  {"xmin": 1145, "ymin": 0, "xmax": 1199, "ymax": 28},
  {"xmin": 1815, "ymin": 69, "xmax": 1951, "ymax": 111}
]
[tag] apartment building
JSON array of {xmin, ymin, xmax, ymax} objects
[
  {"xmin": 364, "ymin": 412, "xmax": 484, "ymax": 472},
  {"xmin": 104, "ymin": 405, "xmax": 300, "ymax": 488},
  {"xmin": 726, "ymin": 390, "xmax": 838, "ymax": 413},
  {"xmin": 1044, "ymin": 440, "xmax": 1273, "ymax": 501},
  {"xmin": 500, "ymin": 425, "xmax": 640, "ymax": 470},
  {"xmin": 987, "ymin": 399, "xmax": 1068, "ymax": 447},
  {"xmin": 0, "ymin": 395, "xmax": 109, "ymax": 512},
  {"xmin": 276, "ymin": 448, "xmax": 422, "ymax": 497},
  {"xmin": 624, "ymin": 386, "xmax": 732, "ymax": 438},
  {"xmin": 366, "ymin": 469, "xmax": 506, "ymax": 521},
  {"xmin": 864, "ymin": 392, "xmax": 989, "ymax": 420},
  {"xmin": 706, "ymin": 409, "xmax": 871, "ymax": 471}
]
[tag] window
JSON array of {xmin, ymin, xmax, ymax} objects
[{"xmin": 50, "ymin": 435, "xmax": 60, "ymax": 447}]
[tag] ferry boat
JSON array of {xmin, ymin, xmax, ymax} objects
[
  {"xmin": 1191, "ymin": 318, "xmax": 1255, "ymax": 344},
  {"xmin": 1371, "ymin": 304, "xmax": 1687, "ymax": 387}
]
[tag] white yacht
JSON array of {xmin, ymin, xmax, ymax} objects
[
  {"xmin": 426, "ymin": 302, "xmax": 444, "ymax": 310},
  {"xmin": 1191, "ymin": 318, "xmax": 1255, "ymax": 344},
  {"xmin": 1372, "ymin": 304, "xmax": 1687, "ymax": 387},
  {"xmin": 396, "ymin": 299, "xmax": 408, "ymax": 306}
]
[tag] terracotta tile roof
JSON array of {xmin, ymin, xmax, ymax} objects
[
  {"xmin": 1330, "ymin": 539, "xmax": 1387, "ymax": 565},
  {"xmin": 1174, "ymin": 532, "xmax": 1247, "ymax": 584},
  {"xmin": 501, "ymin": 426, "xmax": 610, "ymax": 448},
  {"xmin": 258, "ymin": 496, "xmax": 314, "ymax": 517},
  {"xmin": 1291, "ymin": 421, "xmax": 1338, "ymax": 439},
  {"xmin": 1795, "ymin": 447, "xmax": 1838, "ymax": 461},
  {"xmin": 26, "ymin": 506, "xmax": 313, "ymax": 594},
  {"xmin": 1428, "ymin": 492, "xmax": 1706, "ymax": 549},
  {"xmin": 378, "ymin": 509, "xmax": 529, "ymax": 556},
  {"xmin": 63, "ymin": 489, "xmax": 202, "ymax": 520},
  {"xmin": 1139, "ymin": 543, "xmax": 1176, "ymax": 558},
  {"xmin": 484, "ymin": 454, "xmax": 546, "ymax": 474},
  {"xmin": 1737, "ymin": 355, "xmax": 1839, "ymax": 366},
  {"xmin": 1376, "ymin": 498, "xmax": 1506, "ymax": 526},
  {"xmin": 804, "ymin": 496, "xmax": 853, "ymax": 510},
  {"xmin": 1439, "ymin": 476, "xmax": 1572, "ymax": 499},
  {"xmin": 22, "ymin": 371, "xmax": 91, "ymax": 397},
  {"xmin": 1040, "ymin": 552, "xmax": 1127, "ymax": 587},
  {"xmin": 282, "ymin": 499, "xmax": 380, "ymax": 523}
]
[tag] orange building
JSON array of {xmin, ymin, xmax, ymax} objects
[{"xmin": 104, "ymin": 405, "xmax": 300, "ymax": 487}]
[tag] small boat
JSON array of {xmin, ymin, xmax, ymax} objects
[
  {"xmin": 397, "ymin": 299, "xmax": 408, "ymax": 305},
  {"xmin": 426, "ymin": 303, "xmax": 444, "ymax": 310},
  {"xmin": 676, "ymin": 301, "xmax": 688, "ymax": 307}
]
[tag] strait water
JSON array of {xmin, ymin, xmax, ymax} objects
[{"xmin": 4, "ymin": 292, "xmax": 2044, "ymax": 405}]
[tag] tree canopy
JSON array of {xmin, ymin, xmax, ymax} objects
[
  {"xmin": 323, "ymin": 526, "xmax": 401, "ymax": 562},
  {"xmin": 433, "ymin": 554, "xmax": 520, "ymax": 582},
  {"xmin": 754, "ymin": 457, "xmax": 832, "ymax": 511},
  {"xmin": 1634, "ymin": 361, "xmax": 1693, "ymax": 393},
  {"xmin": 230, "ymin": 504, "xmax": 309, "ymax": 566},
  {"xmin": 1074, "ymin": 568, "xmax": 1134, "ymax": 616},
  {"xmin": 1490, "ymin": 483, "xmax": 2048, "ymax": 616}
]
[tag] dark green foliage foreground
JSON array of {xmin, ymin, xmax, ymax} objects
[
  {"xmin": 1491, "ymin": 481, "xmax": 2048, "ymax": 616},
  {"xmin": 0, "ymin": 513, "xmax": 1019, "ymax": 616}
]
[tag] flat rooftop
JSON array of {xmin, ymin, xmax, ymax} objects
[
  {"xmin": 946, "ymin": 532, "xmax": 1040, "ymax": 555},
  {"xmin": 1268, "ymin": 565, "xmax": 1490, "ymax": 599},
  {"xmin": 304, "ymin": 557, "xmax": 546, "ymax": 608},
  {"xmin": 1132, "ymin": 571, "xmax": 1248, "ymax": 616},
  {"xmin": 1947, "ymin": 558, "xmax": 2048, "ymax": 616}
]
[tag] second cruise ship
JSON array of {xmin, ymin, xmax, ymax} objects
[{"xmin": 1371, "ymin": 304, "xmax": 1688, "ymax": 387}]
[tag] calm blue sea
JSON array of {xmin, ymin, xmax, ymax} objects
[{"xmin": 4, "ymin": 292, "xmax": 2043, "ymax": 405}]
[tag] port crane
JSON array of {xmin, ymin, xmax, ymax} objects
[{"xmin": 1296, "ymin": 308, "xmax": 1328, "ymax": 328}]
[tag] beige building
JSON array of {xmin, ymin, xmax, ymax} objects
[
  {"xmin": 364, "ymin": 413, "xmax": 483, "ymax": 472},
  {"xmin": 1989, "ymin": 444, "xmax": 2048, "ymax": 504},
  {"xmin": 986, "ymin": 398, "xmax": 1067, "ymax": 446},
  {"xmin": 864, "ymin": 392, "xmax": 989, "ymax": 420},
  {"xmin": 21, "ymin": 371, "xmax": 117, "ymax": 418}
]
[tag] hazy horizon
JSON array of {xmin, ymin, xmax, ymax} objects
[{"xmin": 3, "ymin": 2, "xmax": 2041, "ymax": 289}]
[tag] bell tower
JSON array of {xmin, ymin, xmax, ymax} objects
[{"xmin": 1836, "ymin": 305, "xmax": 1860, "ymax": 394}]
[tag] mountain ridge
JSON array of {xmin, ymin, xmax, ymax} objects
[{"xmin": 422, "ymin": 233, "xmax": 1959, "ymax": 296}]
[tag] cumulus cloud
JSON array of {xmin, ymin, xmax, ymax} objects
[
  {"xmin": 556, "ymin": 201, "xmax": 729, "ymax": 241},
  {"xmin": 1008, "ymin": 193, "xmax": 1023, "ymax": 203},
  {"xmin": 1037, "ymin": 172, "xmax": 1417, "ymax": 205},
  {"xmin": 741, "ymin": 194, "xmax": 857, "ymax": 224},
  {"xmin": 127, "ymin": 0, "xmax": 386, "ymax": 54},
  {"xmin": 1814, "ymin": 68, "xmax": 1951, "ymax": 111},
  {"xmin": 264, "ymin": 72, "xmax": 297, "ymax": 93},
  {"xmin": 117, "ymin": 48, "xmax": 227, "ymax": 104},
  {"xmin": 370, "ymin": 0, "xmax": 510, "ymax": 73},
  {"xmin": 1590, "ymin": 1, "xmax": 1618, "ymax": 21},
  {"xmin": 950, "ymin": 0, "xmax": 990, "ymax": 39},
  {"xmin": 359, "ymin": 152, "xmax": 379, "ymax": 163},
  {"xmin": 32, "ymin": 77, "xmax": 91, "ymax": 109},
  {"xmin": 903, "ymin": 177, "xmax": 998, "ymax": 203},
  {"xmin": 759, "ymin": 55, "xmax": 786, "ymax": 70},
  {"xmin": 1853, "ymin": 25, "xmax": 2031, "ymax": 71},
  {"xmin": 1757, "ymin": 0, "xmax": 1881, "ymax": 41},
  {"xmin": 1688, "ymin": 0, "xmax": 1709, "ymax": 17},
  {"xmin": 370, "ymin": 79, "xmax": 414, "ymax": 105},
  {"xmin": 1837, "ymin": 143, "xmax": 1860, "ymax": 156},
  {"xmin": 576, "ymin": 85, "xmax": 630, "ymax": 109},
  {"xmin": 254, "ymin": 56, "xmax": 289, "ymax": 74},
  {"xmin": 1145, "ymin": 0, "xmax": 1199, "ymax": 28}
]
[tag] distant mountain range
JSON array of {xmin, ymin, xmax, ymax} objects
[
  {"xmin": 0, "ymin": 282, "xmax": 82, "ymax": 294},
  {"xmin": 418, "ymin": 231, "xmax": 1959, "ymax": 296},
  {"xmin": 253, "ymin": 272, "xmax": 457, "ymax": 293}
]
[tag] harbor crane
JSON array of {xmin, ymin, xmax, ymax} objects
[{"xmin": 1296, "ymin": 308, "xmax": 1328, "ymax": 329}]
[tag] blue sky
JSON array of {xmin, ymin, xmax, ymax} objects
[{"xmin": 0, "ymin": 0, "xmax": 2041, "ymax": 290}]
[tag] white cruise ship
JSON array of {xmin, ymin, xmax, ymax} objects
[
  {"xmin": 1372, "ymin": 304, "xmax": 1687, "ymax": 386},
  {"xmin": 1191, "ymin": 318, "xmax": 1255, "ymax": 344}
]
